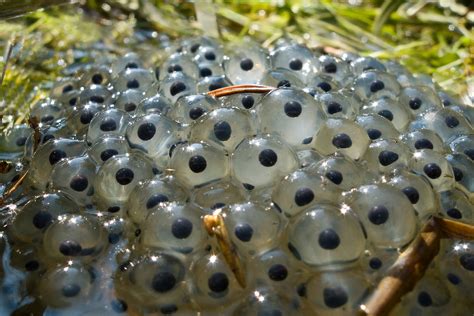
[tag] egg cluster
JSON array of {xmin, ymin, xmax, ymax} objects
[{"xmin": 0, "ymin": 36, "xmax": 473, "ymax": 315}]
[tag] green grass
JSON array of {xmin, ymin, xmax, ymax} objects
[{"xmin": 0, "ymin": 0, "xmax": 472, "ymax": 131}]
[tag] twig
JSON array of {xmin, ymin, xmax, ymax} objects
[
  {"xmin": 207, "ymin": 84, "xmax": 275, "ymax": 98},
  {"xmin": 434, "ymin": 216, "xmax": 474, "ymax": 240},
  {"xmin": 1, "ymin": 38, "xmax": 15, "ymax": 86}
]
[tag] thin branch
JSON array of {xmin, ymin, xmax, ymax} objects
[
  {"xmin": 434, "ymin": 216, "xmax": 474, "ymax": 240},
  {"xmin": 207, "ymin": 84, "xmax": 275, "ymax": 98}
]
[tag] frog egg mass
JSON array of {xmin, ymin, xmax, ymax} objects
[{"xmin": 0, "ymin": 36, "xmax": 473, "ymax": 315}]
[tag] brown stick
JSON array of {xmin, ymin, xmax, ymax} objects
[
  {"xmin": 434, "ymin": 216, "xmax": 474, "ymax": 240},
  {"xmin": 207, "ymin": 84, "xmax": 275, "ymax": 98}
]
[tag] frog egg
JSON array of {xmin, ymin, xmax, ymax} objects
[
  {"xmin": 312, "ymin": 118, "xmax": 370, "ymax": 160},
  {"xmin": 318, "ymin": 55, "xmax": 351, "ymax": 86},
  {"xmin": 112, "ymin": 68, "xmax": 156, "ymax": 93},
  {"xmin": 168, "ymin": 94, "xmax": 218, "ymax": 125},
  {"xmin": 387, "ymin": 169, "xmax": 438, "ymax": 220},
  {"xmin": 141, "ymin": 202, "xmax": 207, "ymax": 255},
  {"xmin": 87, "ymin": 135, "xmax": 130, "ymax": 165},
  {"xmin": 272, "ymin": 169, "xmax": 342, "ymax": 217},
  {"xmin": 30, "ymin": 98, "xmax": 65, "ymax": 126},
  {"xmin": 182, "ymin": 36, "xmax": 220, "ymax": 55},
  {"xmin": 355, "ymin": 114, "xmax": 400, "ymax": 141},
  {"xmin": 384, "ymin": 60, "xmax": 411, "ymax": 78},
  {"xmin": 400, "ymin": 129, "xmax": 446, "ymax": 153},
  {"xmin": 111, "ymin": 52, "xmax": 143, "ymax": 75},
  {"xmin": 223, "ymin": 46, "xmax": 271, "ymax": 84},
  {"xmin": 306, "ymin": 269, "xmax": 371, "ymax": 315},
  {"xmin": 23, "ymin": 123, "xmax": 72, "ymax": 163},
  {"xmin": 223, "ymin": 202, "xmax": 285, "ymax": 257},
  {"xmin": 231, "ymin": 135, "xmax": 299, "ymax": 190},
  {"xmin": 410, "ymin": 149, "xmax": 455, "ymax": 191},
  {"xmin": 158, "ymin": 52, "xmax": 200, "ymax": 80},
  {"xmin": 287, "ymin": 203, "xmax": 365, "ymax": 267},
  {"xmin": 449, "ymin": 134, "xmax": 474, "ymax": 160},
  {"xmin": 78, "ymin": 84, "xmax": 113, "ymax": 107},
  {"xmin": 9, "ymin": 246, "xmax": 45, "ymax": 275},
  {"xmin": 38, "ymin": 263, "xmax": 95, "ymax": 308},
  {"xmin": 68, "ymin": 102, "xmax": 105, "ymax": 137},
  {"xmin": 191, "ymin": 181, "xmax": 247, "ymax": 212},
  {"xmin": 361, "ymin": 97, "xmax": 412, "ymax": 132},
  {"xmin": 270, "ymin": 44, "xmax": 319, "ymax": 83},
  {"xmin": 94, "ymin": 153, "xmax": 154, "ymax": 213},
  {"xmin": 126, "ymin": 113, "xmax": 181, "ymax": 169},
  {"xmin": 159, "ymin": 72, "xmax": 197, "ymax": 104},
  {"xmin": 439, "ymin": 190, "xmax": 473, "ymax": 224},
  {"xmin": 114, "ymin": 252, "xmax": 188, "ymax": 310},
  {"xmin": 446, "ymin": 153, "xmax": 474, "ymax": 193},
  {"xmin": 260, "ymin": 68, "xmax": 305, "ymax": 89},
  {"xmin": 450, "ymin": 104, "xmax": 474, "ymax": 126},
  {"xmin": 364, "ymin": 138, "xmax": 411, "ymax": 175},
  {"xmin": 50, "ymin": 78, "xmax": 79, "ymax": 99},
  {"xmin": 421, "ymin": 108, "xmax": 473, "ymax": 143},
  {"xmin": 317, "ymin": 90, "xmax": 359, "ymax": 120},
  {"xmin": 86, "ymin": 108, "xmax": 131, "ymax": 145},
  {"xmin": 296, "ymin": 149, "xmax": 324, "ymax": 168},
  {"xmin": 57, "ymin": 88, "xmax": 81, "ymax": 110},
  {"xmin": 9, "ymin": 192, "xmax": 77, "ymax": 244},
  {"xmin": 196, "ymin": 75, "xmax": 232, "ymax": 93},
  {"xmin": 353, "ymin": 70, "xmax": 400, "ymax": 101},
  {"xmin": 41, "ymin": 214, "xmax": 108, "ymax": 263},
  {"xmin": 398, "ymin": 85, "xmax": 442, "ymax": 115},
  {"xmin": 345, "ymin": 183, "xmax": 417, "ymax": 249},
  {"xmin": 350, "ymin": 56, "xmax": 387, "ymax": 75},
  {"xmin": 189, "ymin": 252, "xmax": 244, "ymax": 310},
  {"xmin": 49, "ymin": 156, "xmax": 96, "ymax": 206},
  {"xmin": 169, "ymin": 141, "xmax": 229, "ymax": 189},
  {"xmin": 0, "ymin": 124, "xmax": 32, "ymax": 157},
  {"xmin": 257, "ymin": 88, "xmax": 327, "ymax": 147},
  {"xmin": 193, "ymin": 45, "xmax": 225, "ymax": 65},
  {"xmin": 438, "ymin": 90, "xmax": 462, "ymax": 107},
  {"xmin": 359, "ymin": 247, "xmax": 398, "ymax": 283},
  {"xmin": 80, "ymin": 64, "xmax": 113, "ymax": 87},
  {"xmin": 127, "ymin": 177, "xmax": 188, "ymax": 225},
  {"xmin": 306, "ymin": 74, "xmax": 341, "ymax": 94},
  {"xmin": 220, "ymin": 93, "xmax": 264, "ymax": 112},
  {"xmin": 28, "ymin": 138, "xmax": 87, "ymax": 190},
  {"xmin": 135, "ymin": 93, "xmax": 172, "ymax": 116},
  {"xmin": 114, "ymin": 89, "xmax": 146, "ymax": 113},
  {"xmin": 307, "ymin": 154, "xmax": 373, "ymax": 190},
  {"xmin": 197, "ymin": 61, "xmax": 225, "ymax": 79}
]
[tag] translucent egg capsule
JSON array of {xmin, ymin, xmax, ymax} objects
[
  {"xmin": 115, "ymin": 252, "xmax": 188, "ymax": 311},
  {"xmin": 400, "ymin": 129, "xmax": 446, "ymax": 153},
  {"xmin": 257, "ymin": 88, "xmax": 326, "ymax": 147},
  {"xmin": 305, "ymin": 74, "xmax": 341, "ymax": 95},
  {"xmin": 317, "ymin": 90, "xmax": 359, "ymax": 120},
  {"xmin": 168, "ymin": 94, "xmax": 218, "ymax": 125},
  {"xmin": 191, "ymin": 180, "xmax": 247, "ymax": 212},
  {"xmin": 364, "ymin": 138, "xmax": 411, "ymax": 175},
  {"xmin": 344, "ymin": 184, "xmax": 417, "ymax": 249},
  {"xmin": 135, "ymin": 93, "xmax": 172, "ymax": 116},
  {"xmin": 50, "ymin": 78, "xmax": 79, "ymax": 99},
  {"xmin": 158, "ymin": 52, "xmax": 200, "ymax": 80},
  {"xmin": 410, "ymin": 149, "xmax": 455, "ymax": 192},
  {"xmin": 94, "ymin": 153, "xmax": 154, "ymax": 214},
  {"xmin": 355, "ymin": 114, "xmax": 400, "ymax": 141},
  {"xmin": 141, "ymin": 202, "xmax": 207, "ymax": 255},
  {"xmin": 189, "ymin": 107, "xmax": 256, "ymax": 151},
  {"xmin": 359, "ymin": 247, "xmax": 398, "ymax": 283},
  {"xmin": 169, "ymin": 141, "xmax": 229, "ymax": 189},
  {"xmin": 438, "ymin": 90, "xmax": 461, "ymax": 107},
  {"xmin": 0, "ymin": 124, "xmax": 32, "ymax": 157},
  {"xmin": 399, "ymin": 85, "xmax": 442, "ymax": 115},
  {"xmin": 197, "ymin": 61, "xmax": 225, "ymax": 79},
  {"xmin": 260, "ymin": 68, "xmax": 305, "ymax": 89},
  {"xmin": 23, "ymin": 122, "xmax": 72, "ymax": 161},
  {"xmin": 306, "ymin": 269, "xmax": 371, "ymax": 315},
  {"xmin": 28, "ymin": 138, "xmax": 87, "ymax": 190},
  {"xmin": 68, "ymin": 102, "xmax": 105, "ymax": 137},
  {"xmin": 127, "ymin": 177, "xmax": 188, "ymax": 225},
  {"xmin": 449, "ymin": 134, "xmax": 474, "ymax": 161},
  {"xmin": 223, "ymin": 45, "xmax": 271, "ymax": 85},
  {"xmin": 307, "ymin": 154, "xmax": 374, "ymax": 190},
  {"xmin": 196, "ymin": 75, "xmax": 232, "ymax": 94},
  {"xmin": 270, "ymin": 44, "xmax": 319, "ymax": 83},
  {"xmin": 449, "ymin": 104, "xmax": 474, "ymax": 126},
  {"xmin": 312, "ymin": 118, "xmax": 370, "ymax": 160},
  {"xmin": 38, "ymin": 263, "xmax": 95, "ymax": 308},
  {"xmin": 80, "ymin": 64, "xmax": 113, "ymax": 87},
  {"xmin": 9, "ymin": 246, "xmax": 45, "ymax": 275},
  {"xmin": 420, "ymin": 108, "xmax": 473, "ymax": 143},
  {"xmin": 446, "ymin": 153, "xmax": 474, "ymax": 193},
  {"xmin": 318, "ymin": 55, "xmax": 351, "ymax": 86},
  {"xmin": 126, "ymin": 113, "xmax": 181, "ymax": 168},
  {"xmin": 193, "ymin": 45, "xmax": 225, "ymax": 65},
  {"xmin": 353, "ymin": 70, "xmax": 400, "ymax": 101},
  {"xmin": 272, "ymin": 169, "xmax": 342, "ymax": 217},
  {"xmin": 30, "ymin": 98, "xmax": 65, "ymax": 126},
  {"xmin": 387, "ymin": 169, "xmax": 438, "ymax": 220},
  {"xmin": 296, "ymin": 149, "xmax": 324, "ymax": 168},
  {"xmin": 350, "ymin": 56, "xmax": 387, "ymax": 75},
  {"xmin": 287, "ymin": 203, "xmax": 366, "ymax": 266},
  {"xmin": 49, "ymin": 155, "xmax": 96, "ymax": 206},
  {"xmin": 78, "ymin": 84, "xmax": 113, "ymax": 107},
  {"xmin": 114, "ymin": 89, "xmax": 146, "ymax": 113},
  {"xmin": 361, "ymin": 97, "xmax": 412, "ymax": 132},
  {"xmin": 112, "ymin": 68, "xmax": 156, "ymax": 93},
  {"xmin": 231, "ymin": 135, "xmax": 299, "ymax": 190},
  {"xmin": 87, "ymin": 135, "xmax": 130, "ymax": 165},
  {"xmin": 439, "ymin": 190, "xmax": 473, "ymax": 224},
  {"xmin": 41, "ymin": 214, "xmax": 108, "ymax": 263},
  {"xmin": 111, "ymin": 52, "xmax": 143, "ymax": 75},
  {"xmin": 189, "ymin": 252, "xmax": 245, "ymax": 310},
  {"xmin": 86, "ymin": 108, "xmax": 131, "ymax": 145},
  {"xmin": 9, "ymin": 192, "xmax": 77, "ymax": 244},
  {"xmin": 159, "ymin": 72, "xmax": 196, "ymax": 104},
  {"xmin": 223, "ymin": 202, "xmax": 285, "ymax": 257}
]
